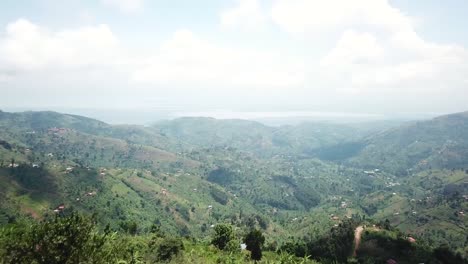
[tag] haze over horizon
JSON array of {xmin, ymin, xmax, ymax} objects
[{"xmin": 1, "ymin": 0, "xmax": 468, "ymax": 122}]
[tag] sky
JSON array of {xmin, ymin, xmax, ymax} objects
[{"xmin": 0, "ymin": 0, "xmax": 467, "ymax": 122}]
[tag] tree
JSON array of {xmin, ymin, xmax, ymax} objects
[
  {"xmin": 211, "ymin": 224, "xmax": 235, "ymax": 250},
  {"xmin": 434, "ymin": 245, "xmax": 468, "ymax": 264},
  {"xmin": 154, "ymin": 237, "xmax": 184, "ymax": 262},
  {"xmin": 0, "ymin": 213, "xmax": 121, "ymax": 264},
  {"xmin": 210, "ymin": 187, "xmax": 229, "ymax": 205},
  {"xmin": 383, "ymin": 219, "xmax": 391, "ymax": 230},
  {"xmin": 244, "ymin": 229, "xmax": 265, "ymax": 261},
  {"xmin": 120, "ymin": 220, "xmax": 138, "ymax": 235}
]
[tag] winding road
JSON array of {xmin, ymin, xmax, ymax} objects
[{"xmin": 353, "ymin": 226, "xmax": 364, "ymax": 257}]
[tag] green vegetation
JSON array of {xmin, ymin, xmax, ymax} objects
[
  {"xmin": 244, "ymin": 229, "xmax": 265, "ymax": 261},
  {"xmin": 0, "ymin": 110, "xmax": 467, "ymax": 263},
  {"xmin": 211, "ymin": 224, "xmax": 235, "ymax": 250},
  {"xmin": 0, "ymin": 213, "xmax": 124, "ymax": 263},
  {"xmin": 1, "ymin": 213, "xmax": 464, "ymax": 263}
]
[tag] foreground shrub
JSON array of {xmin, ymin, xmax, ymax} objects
[
  {"xmin": 0, "ymin": 213, "xmax": 123, "ymax": 264},
  {"xmin": 211, "ymin": 224, "xmax": 235, "ymax": 250},
  {"xmin": 154, "ymin": 237, "xmax": 184, "ymax": 262}
]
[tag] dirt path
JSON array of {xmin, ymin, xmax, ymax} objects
[{"xmin": 353, "ymin": 226, "xmax": 364, "ymax": 257}]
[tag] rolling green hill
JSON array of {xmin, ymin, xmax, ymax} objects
[
  {"xmin": 0, "ymin": 110, "xmax": 467, "ymax": 262},
  {"xmin": 345, "ymin": 111, "xmax": 468, "ymax": 174},
  {"xmin": 154, "ymin": 117, "xmax": 396, "ymax": 158}
]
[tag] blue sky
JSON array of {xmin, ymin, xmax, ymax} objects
[{"xmin": 0, "ymin": 0, "xmax": 467, "ymax": 120}]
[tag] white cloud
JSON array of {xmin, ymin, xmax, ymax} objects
[
  {"xmin": 320, "ymin": 26, "xmax": 468, "ymax": 92},
  {"xmin": 2, "ymin": 0, "xmax": 467, "ymax": 114},
  {"xmin": 320, "ymin": 30, "xmax": 384, "ymax": 67},
  {"xmin": 272, "ymin": 0, "xmax": 351, "ymax": 34},
  {"xmin": 0, "ymin": 19, "xmax": 121, "ymax": 71},
  {"xmin": 350, "ymin": 61, "xmax": 435, "ymax": 87},
  {"xmin": 132, "ymin": 29, "xmax": 304, "ymax": 87},
  {"xmin": 101, "ymin": 0, "xmax": 144, "ymax": 13},
  {"xmin": 0, "ymin": 19, "xmax": 304, "ymax": 90},
  {"xmin": 220, "ymin": 0, "xmax": 267, "ymax": 30},
  {"xmin": 271, "ymin": 0, "xmax": 413, "ymax": 34},
  {"xmin": 270, "ymin": 0, "xmax": 468, "ymax": 95}
]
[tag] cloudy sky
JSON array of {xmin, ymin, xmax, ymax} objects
[{"xmin": 1, "ymin": 0, "xmax": 467, "ymax": 119}]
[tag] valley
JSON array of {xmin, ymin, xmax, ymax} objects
[{"xmin": 0, "ymin": 110, "xmax": 467, "ymax": 263}]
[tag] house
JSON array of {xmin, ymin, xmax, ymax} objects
[
  {"xmin": 54, "ymin": 204, "xmax": 65, "ymax": 212},
  {"xmin": 208, "ymin": 205, "xmax": 213, "ymax": 209},
  {"xmin": 407, "ymin": 237, "xmax": 416, "ymax": 243},
  {"xmin": 100, "ymin": 172, "xmax": 106, "ymax": 176},
  {"xmin": 47, "ymin": 153, "xmax": 54, "ymax": 157},
  {"xmin": 66, "ymin": 167, "xmax": 73, "ymax": 173},
  {"xmin": 32, "ymin": 163, "xmax": 39, "ymax": 168},
  {"xmin": 8, "ymin": 163, "xmax": 19, "ymax": 168},
  {"xmin": 162, "ymin": 188, "xmax": 168, "ymax": 196}
]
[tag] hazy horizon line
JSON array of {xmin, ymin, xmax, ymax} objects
[{"xmin": 1, "ymin": 107, "xmax": 451, "ymax": 126}]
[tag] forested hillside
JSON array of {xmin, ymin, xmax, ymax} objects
[
  {"xmin": 0, "ymin": 110, "xmax": 467, "ymax": 263},
  {"xmin": 344, "ymin": 111, "xmax": 468, "ymax": 174}
]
